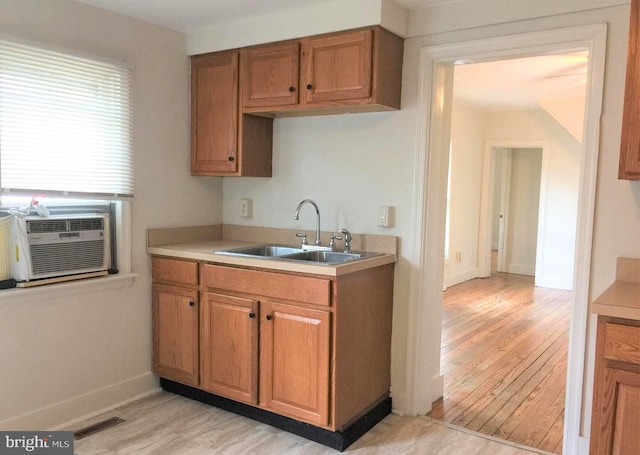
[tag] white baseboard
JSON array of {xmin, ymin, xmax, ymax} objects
[
  {"xmin": 444, "ymin": 268, "xmax": 479, "ymax": 287},
  {"xmin": 0, "ymin": 372, "xmax": 159, "ymax": 431},
  {"xmin": 505, "ymin": 263, "xmax": 535, "ymax": 276},
  {"xmin": 431, "ymin": 372, "xmax": 444, "ymax": 404}
]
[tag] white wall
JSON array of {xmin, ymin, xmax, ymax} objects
[
  {"xmin": 222, "ymin": 111, "xmax": 417, "ymax": 408},
  {"xmin": 0, "ymin": 0, "xmax": 222, "ymax": 429},
  {"xmin": 445, "ymin": 104, "xmax": 580, "ymax": 289},
  {"xmin": 445, "ymin": 101, "xmax": 486, "ymax": 287},
  {"xmin": 485, "ymin": 110, "xmax": 581, "ymax": 290}
]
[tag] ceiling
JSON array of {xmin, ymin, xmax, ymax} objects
[
  {"xmin": 453, "ymin": 51, "xmax": 588, "ymax": 111},
  {"xmin": 75, "ymin": 0, "xmax": 588, "ymax": 111},
  {"xmin": 76, "ymin": 0, "xmax": 454, "ymax": 32}
]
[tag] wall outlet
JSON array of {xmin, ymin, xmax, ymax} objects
[
  {"xmin": 240, "ymin": 198, "xmax": 252, "ymax": 218},
  {"xmin": 377, "ymin": 205, "xmax": 392, "ymax": 227}
]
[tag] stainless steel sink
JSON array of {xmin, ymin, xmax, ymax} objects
[
  {"xmin": 214, "ymin": 245, "xmax": 304, "ymax": 257},
  {"xmin": 280, "ymin": 250, "xmax": 367, "ymax": 264},
  {"xmin": 214, "ymin": 244, "xmax": 380, "ymax": 265}
]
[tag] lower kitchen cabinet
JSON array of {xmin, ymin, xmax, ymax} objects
[
  {"xmin": 151, "ymin": 256, "xmax": 394, "ymax": 448},
  {"xmin": 200, "ymin": 292, "xmax": 259, "ymax": 404},
  {"xmin": 590, "ymin": 317, "xmax": 640, "ymax": 455},
  {"xmin": 151, "ymin": 257, "xmax": 199, "ymax": 387},
  {"xmin": 259, "ymin": 300, "xmax": 331, "ymax": 426}
]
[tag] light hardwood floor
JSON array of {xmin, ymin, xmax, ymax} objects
[
  {"xmin": 71, "ymin": 391, "xmax": 544, "ymax": 454},
  {"xmin": 428, "ymin": 272, "xmax": 572, "ymax": 454}
]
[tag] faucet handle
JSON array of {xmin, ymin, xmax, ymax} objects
[
  {"xmin": 295, "ymin": 232, "xmax": 308, "ymax": 246},
  {"xmin": 329, "ymin": 234, "xmax": 343, "ymax": 252}
]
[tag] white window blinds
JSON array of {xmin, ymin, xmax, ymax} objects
[{"xmin": 0, "ymin": 38, "xmax": 133, "ymax": 198}]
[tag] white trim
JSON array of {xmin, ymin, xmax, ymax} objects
[
  {"xmin": 0, "ymin": 372, "xmax": 158, "ymax": 431},
  {"xmin": 408, "ymin": 23, "xmax": 606, "ymax": 454},
  {"xmin": 0, "ymin": 273, "xmax": 136, "ymax": 306},
  {"xmin": 565, "ymin": 23, "xmax": 607, "ymax": 454},
  {"xmin": 444, "ymin": 267, "xmax": 480, "ymax": 288},
  {"xmin": 504, "ymin": 264, "xmax": 535, "ymax": 276},
  {"xmin": 405, "ymin": 49, "xmax": 455, "ymax": 415},
  {"xmin": 535, "ymin": 145, "xmax": 551, "ymax": 285},
  {"xmin": 478, "ymin": 141, "xmax": 551, "ymax": 279}
]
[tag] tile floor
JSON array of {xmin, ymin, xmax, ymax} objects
[{"xmin": 71, "ymin": 392, "xmax": 551, "ymax": 454}]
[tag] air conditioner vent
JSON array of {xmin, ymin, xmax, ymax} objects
[
  {"xmin": 27, "ymin": 217, "xmax": 105, "ymax": 234},
  {"xmin": 69, "ymin": 218, "xmax": 105, "ymax": 232},
  {"xmin": 27, "ymin": 220, "xmax": 69, "ymax": 234},
  {"xmin": 30, "ymin": 240, "xmax": 106, "ymax": 275}
]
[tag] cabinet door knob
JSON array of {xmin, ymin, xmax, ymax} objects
[
  {"xmin": 189, "ymin": 301, "xmax": 195, "ymax": 307},
  {"xmin": 266, "ymin": 315, "xmax": 273, "ymax": 321},
  {"xmin": 249, "ymin": 312, "xmax": 255, "ymax": 319},
  {"xmin": 289, "ymin": 86, "xmax": 295, "ymax": 92},
  {"xmin": 306, "ymin": 83, "xmax": 313, "ymax": 90},
  {"xmin": 228, "ymin": 156, "xmax": 235, "ymax": 162}
]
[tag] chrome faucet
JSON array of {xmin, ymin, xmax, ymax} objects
[
  {"xmin": 341, "ymin": 228, "xmax": 352, "ymax": 253},
  {"xmin": 294, "ymin": 199, "xmax": 321, "ymax": 246}
]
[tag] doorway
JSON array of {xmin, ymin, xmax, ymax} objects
[
  {"xmin": 407, "ymin": 23, "xmax": 606, "ymax": 455},
  {"xmin": 433, "ymin": 52, "xmax": 582, "ymax": 450},
  {"xmin": 493, "ymin": 148, "xmax": 543, "ymax": 278}
]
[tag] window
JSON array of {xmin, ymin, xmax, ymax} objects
[{"xmin": 0, "ymin": 37, "xmax": 133, "ymax": 198}]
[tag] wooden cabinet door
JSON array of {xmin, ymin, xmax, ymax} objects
[
  {"xmin": 300, "ymin": 29, "xmax": 372, "ymax": 104},
  {"xmin": 591, "ymin": 367, "xmax": 640, "ymax": 455},
  {"xmin": 591, "ymin": 319, "xmax": 640, "ymax": 454},
  {"xmin": 259, "ymin": 300, "xmax": 331, "ymax": 426},
  {"xmin": 620, "ymin": 0, "xmax": 640, "ymax": 179},
  {"xmin": 242, "ymin": 42, "xmax": 299, "ymax": 108},
  {"xmin": 191, "ymin": 51, "xmax": 239, "ymax": 174},
  {"xmin": 152, "ymin": 284, "xmax": 199, "ymax": 386},
  {"xmin": 201, "ymin": 293, "xmax": 259, "ymax": 404}
]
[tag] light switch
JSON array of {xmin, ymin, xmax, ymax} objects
[{"xmin": 240, "ymin": 199, "xmax": 252, "ymax": 218}]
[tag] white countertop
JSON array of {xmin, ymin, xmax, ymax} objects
[{"xmin": 147, "ymin": 240, "xmax": 396, "ymax": 277}]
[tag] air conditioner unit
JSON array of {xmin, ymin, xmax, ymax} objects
[{"xmin": 9, "ymin": 213, "xmax": 110, "ymax": 284}]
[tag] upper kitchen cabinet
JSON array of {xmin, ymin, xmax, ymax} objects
[
  {"xmin": 241, "ymin": 26, "xmax": 403, "ymax": 116},
  {"xmin": 191, "ymin": 51, "xmax": 272, "ymax": 177},
  {"xmin": 620, "ymin": 0, "xmax": 640, "ymax": 179},
  {"xmin": 299, "ymin": 29, "xmax": 373, "ymax": 104},
  {"xmin": 242, "ymin": 42, "xmax": 300, "ymax": 108}
]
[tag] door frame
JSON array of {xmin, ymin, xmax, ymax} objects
[
  {"xmin": 478, "ymin": 142, "xmax": 551, "ymax": 282},
  {"xmin": 406, "ymin": 23, "xmax": 607, "ymax": 455}
]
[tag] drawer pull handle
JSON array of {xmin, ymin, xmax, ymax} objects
[
  {"xmin": 249, "ymin": 312, "xmax": 255, "ymax": 319},
  {"xmin": 306, "ymin": 83, "xmax": 313, "ymax": 90},
  {"xmin": 289, "ymin": 86, "xmax": 295, "ymax": 92},
  {"xmin": 189, "ymin": 301, "xmax": 195, "ymax": 307},
  {"xmin": 266, "ymin": 315, "xmax": 273, "ymax": 321}
]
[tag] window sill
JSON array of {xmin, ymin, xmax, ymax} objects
[{"xmin": 0, "ymin": 273, "xmax": 137, "ymax": 305}]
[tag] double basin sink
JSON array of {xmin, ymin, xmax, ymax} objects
[{"xmin": 215, "ymin": 244, "xmax": 380, "ymax": 265}]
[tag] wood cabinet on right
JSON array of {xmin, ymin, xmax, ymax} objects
[
  {"xmin": 620, "ymin": 0, "xmax": 640, "ymax": 179},
  {"xmin": 590, "ymin": 317, "xmax": 640, "ymax": 454}
]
